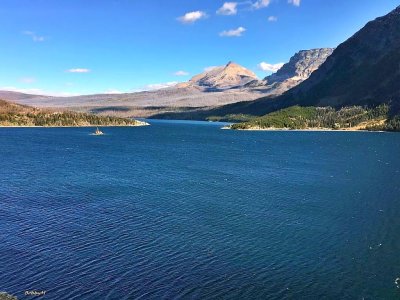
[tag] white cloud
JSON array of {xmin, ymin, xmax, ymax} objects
[
  {"xmin": 204, "ymin": 66, "xmax": 219, "ymax": 72},
  {"xmin": 20, "ymin": 77, "xmax": 36, "ymax": 84},
  {"xmin": 104, "ymin": 89, "xmax": 123, "ymax": 94},
  {"xmin": 66, "ymin": 68, "xmax": 91, "ymax": 73},
  {"xmin": 268, "ymin": 16, "xmax": 278, "ymax": 22},
  {"xmin": 258, "ymin": 62, "xmax": 285, "ymax": 72},
  {"xmin": 142, "ymin": 82, "xmax": 178, "ymax": 91},
  {"xmin": 252, "ymin": 0, "xmax": 270, "ymax": 9},
  {"xmin": 177, "ymin": 11, "xmax": 207, "ymax": 24},
  {"xmin": 288, "ymin": 0, "xmax": 301, "ymax": 6},
  {"xmin": 174, "ymin": 71, "xmax": 190, "ymax": 76},
  {"xmin": 22, "ymin": 31, "xmax": 45, "ymax": 42},
  {"xmin": 217, "ymin": 2, "xmax": 238, "ymax": 15},
  {"xmin": 219, "ymin": 27, "xmax": 246, "ymax": 37}
]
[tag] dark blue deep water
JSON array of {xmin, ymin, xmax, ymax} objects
[{"xmin": 1, "ymin": 121, "xmax": 400, "ymax": 299}]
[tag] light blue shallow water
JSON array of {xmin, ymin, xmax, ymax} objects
[{"xmin": 0, "ymin": 120, "xmax": 400, "ymax": 299}]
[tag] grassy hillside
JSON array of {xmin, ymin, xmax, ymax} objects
[
  {"xmin": 0, "ymin": 100, "xmax": 145, "ymax": 127},
  {"xmin": 230, "ymin": 105, "xmax": 399, "ymax": 131}
]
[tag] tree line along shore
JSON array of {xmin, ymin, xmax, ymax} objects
[
  {"xmin": 222, "ymin": 105, "xmax": 400, "ymax": 132},
  {"xmin": 0, "ymin": 100, "xmax": 148, "ymax": 127}
]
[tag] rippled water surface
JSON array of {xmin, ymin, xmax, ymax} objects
[{"xmin": 1, "ymin": 121, "xmax": 400, "ymax": 299}]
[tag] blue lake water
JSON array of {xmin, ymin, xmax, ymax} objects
[{"xmin": 0, "ymin": 120, "xmax": 400, "ymax": 299}]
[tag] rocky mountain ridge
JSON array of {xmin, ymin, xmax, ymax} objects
[
  {"xmin": 245, "ymin": 48, "xmax": 334, "ymax": 94},
  {"xmin": 265, "ymin": 48, "xmax": 334, "ymax": 84}
]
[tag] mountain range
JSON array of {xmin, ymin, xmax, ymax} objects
[
  {"xmin": 0, "ymin": 48, "xmax": 333, "ymax": 118},
  {"xmin": 165, "ymin": 5, "xmax": 400, "ymax": 121}
]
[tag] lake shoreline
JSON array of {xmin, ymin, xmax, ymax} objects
[
  {"xmin": 0, "ymin": 122, "xmax": 150, "ymax": 128},
  {"xmin": 222, "ymin": 125, "xmax": 387, "ymax": 133}
]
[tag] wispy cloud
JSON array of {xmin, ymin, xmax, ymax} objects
[
  {"xmin": 22, "ymin": 31, "xmax": 45, "ymax": 42},
  {"xmin": 66, "ymin": 68, "xmax": 91, "ymax": 73},
  {"xmin": 268, "ymin": 16, "xmax": 278, "ymax": 22},
  {"xmin": 220, "ymin": 27, "xmax": 246, "ymax": 37},
  {"xmin": 142, "ymin": 82, "xmax": 178, "ymax": 91},
  {"xmin": 177, "ymin": 11, "xmax": 207, "ymax": 24},
  {"xmin": 174, "ymin": 71, "xmax": 190, "ymax": 76},
  {"xmin": 217, "ymin": 2, "xmax": 238, "ymax": 15},
  {"xmin": 258, "ymin": 62, "xmax": 285, "ymax": 72},
  {"xmin": 204, "ymin": 66, "xmax": 219, "ymax": 72},
  {"xmin": 19, "ymin": 77, "xmax": 36, "ymax": 84},
  {"xmin": 104, "ymin": 89, "xmax": 123, "ymax": 94},
  {"xmin": 288, "ymin": 0, "xmax": 301, "ymax": 6},
  {"xmin": 252, "ymin": 0, "xmax": 271, "ymax": 9}
]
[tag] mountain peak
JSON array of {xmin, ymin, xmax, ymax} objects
[
  {"xmin": 225, "ymin": 61, "xmax": 238, "ymax": 68},
  {"xmin": 188, "ymin": 62, "xmax": 258, "ymax": 89}
]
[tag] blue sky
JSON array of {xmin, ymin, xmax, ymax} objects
[{"xmin": 0, "ymin": 0, "xmax": 398, "ymax": 96}]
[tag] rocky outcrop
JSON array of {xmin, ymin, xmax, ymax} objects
[
  {"xmin": 265, "ymin": 48, "xmax": 334, "ymax": 84},
  {"xmin": 0, "ymin": 292, "xmax": 18, "ymax": 300},
  {"xmin": 243, "ymin": 48, "xmax": 334, "ymax": 96}
]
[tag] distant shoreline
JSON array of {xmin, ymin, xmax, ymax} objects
[
  {"xmin": 222, "ymin": 126, "xmax": 387, "ymax": 133},
  {"xmin": 0, "ymin": 123, "xmax": 150, "ymax": 128}
]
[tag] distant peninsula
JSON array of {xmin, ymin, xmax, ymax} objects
[
  {"xmin": 225, "ymin": 105, "xmax": 400, "ymax": 132},
  {"xmin": 0, "ymin": 100, "xmax": 149, "ymax": 127}
]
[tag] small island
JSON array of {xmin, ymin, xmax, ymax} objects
[
  {"xmin": 226, "ymin": 105, "xmax": 400, "ymax": 132},
  {"xmin": 0, "ymin": 100, "xmax": 149, "ymax": 127}
]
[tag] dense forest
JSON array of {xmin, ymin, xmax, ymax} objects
[
  {"xmin": 230, "ymin": 105, "xmax": 400, "ymax": 131},
  {"xmin": 0, "ymin": 100, "xmax": 144, "ymax": 127}
]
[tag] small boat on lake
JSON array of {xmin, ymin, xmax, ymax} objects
[{"xmin": 94, "ymin": 127, "xmax": 104, "ymax": 135}]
